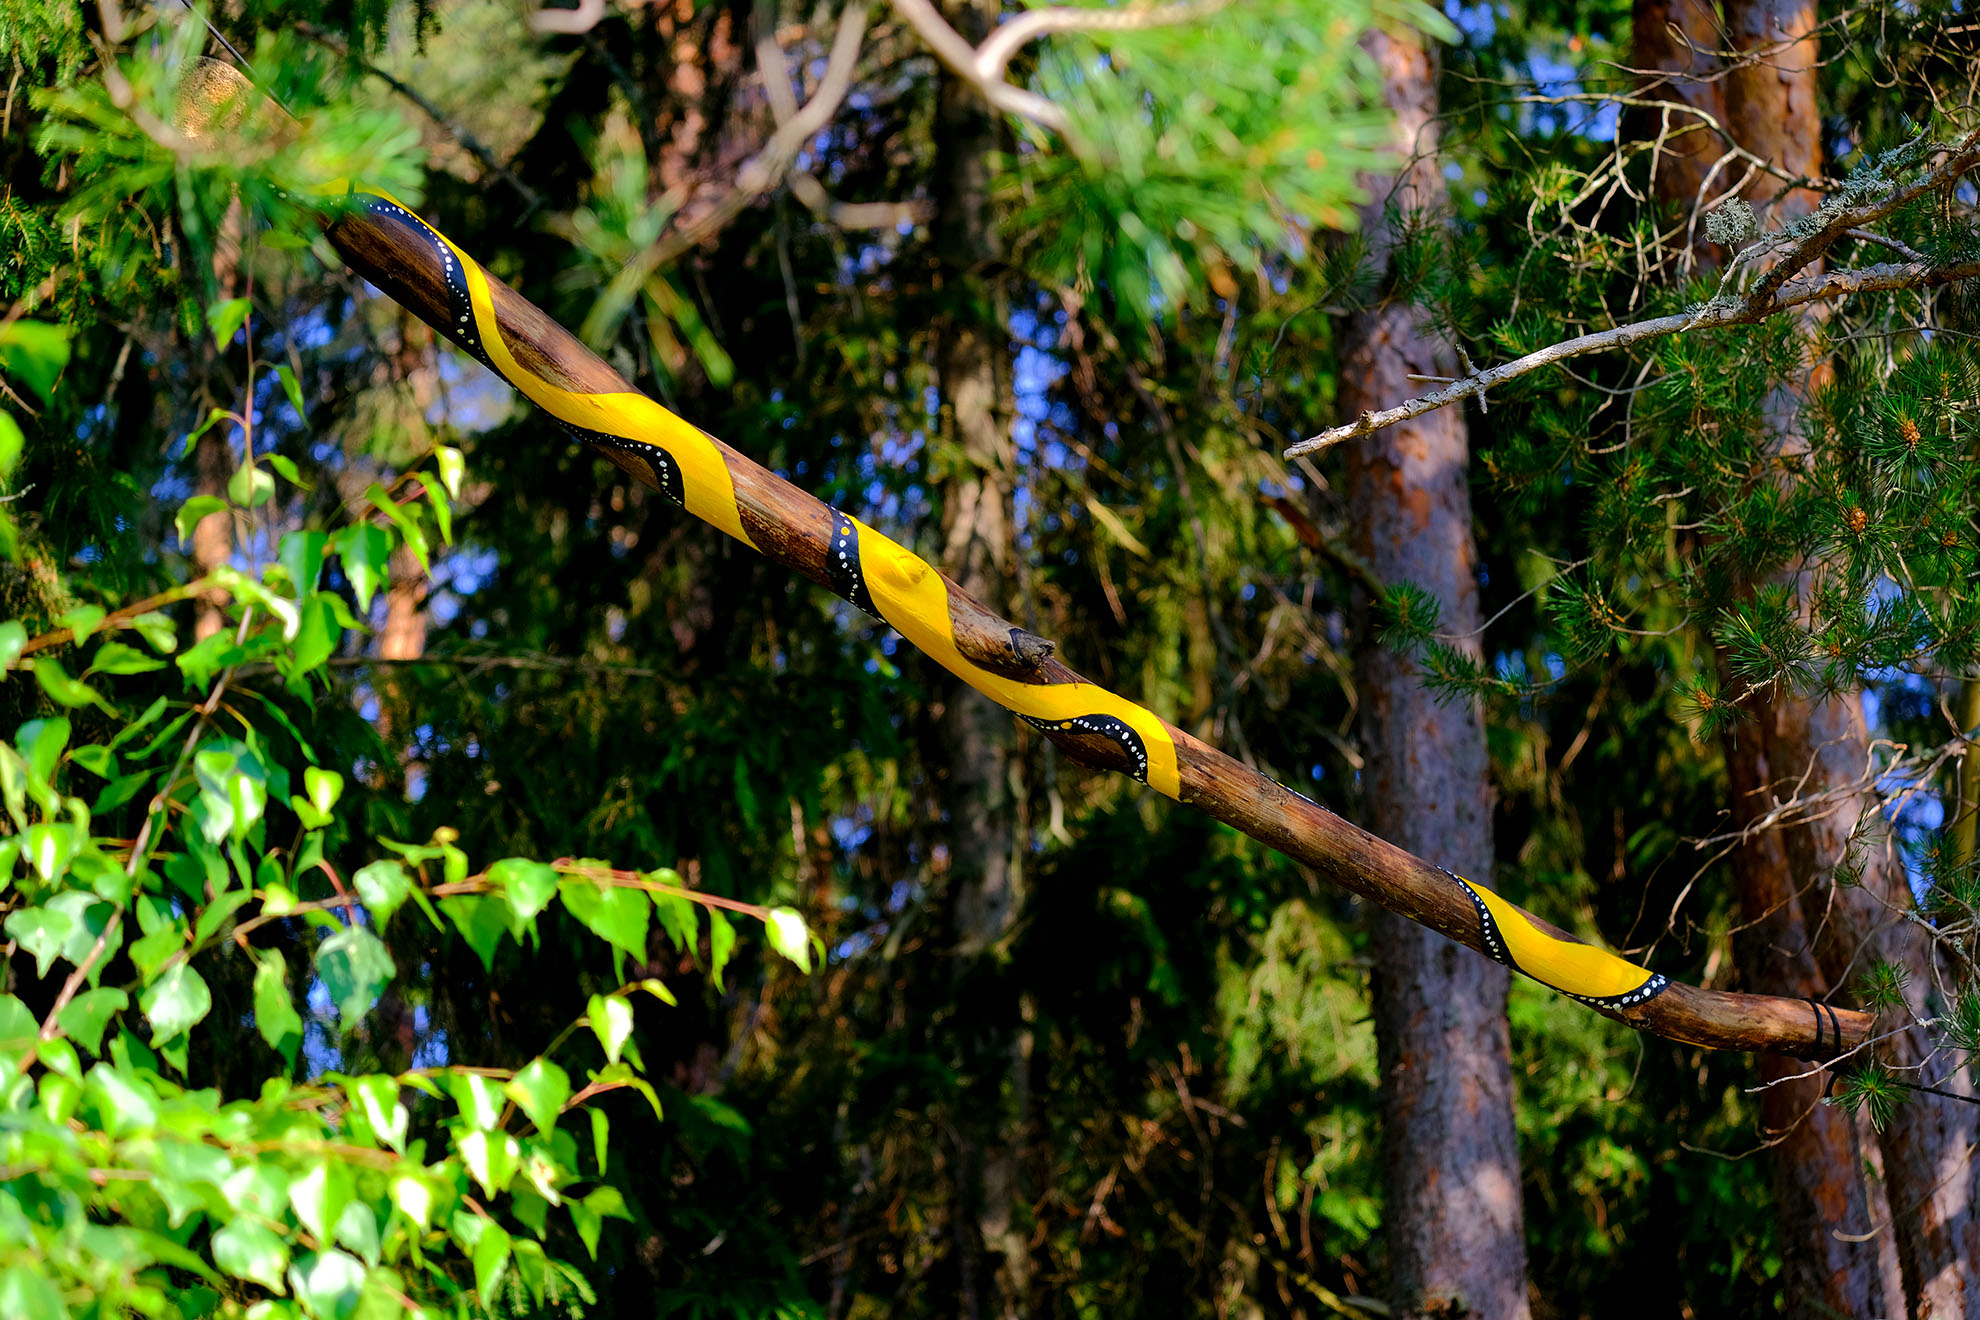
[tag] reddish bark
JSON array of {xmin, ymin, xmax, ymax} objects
[
  {"xmin": 1341, "ymin": 28, "xmax": 1530, "ymax": 1320},
  {"xmin": 1632, "ymin": 0, "xmax": 1731, "ymax": 214},
  {"xmin": 1710, "ymin": 3, "xmax": 1976, "ymax": 1314}
]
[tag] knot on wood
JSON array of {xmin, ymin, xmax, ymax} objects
[{"xmin": 1008, "ymin": 628, "xmax": 1055, "ymax": 668}]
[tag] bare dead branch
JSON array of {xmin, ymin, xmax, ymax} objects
[
  {"xmin": 973, "ymin": 0, "xmax": 1231, "ymax": 83},
  {"xmin": 1288, "ymin": 129, "xmax": 1980, "ymax": 457},
  {"xmin": 887, "ymin": 0, "xmax": 1070, "ymax": 135},
  {"xmin": 889, "ymin": 0, "xmax": 1230, "ymax": 139},
  {"xmin": 619, "ymin": 0, "xmax": 872, "ymax": 277},
  {"xmin": 529, "ymin": 0, "xmax": 606, "ymax": 36}
]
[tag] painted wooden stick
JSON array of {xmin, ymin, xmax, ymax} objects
[{"xmin": 312, "ymin": 188, "xmax": 1870, "ymax": 1061}]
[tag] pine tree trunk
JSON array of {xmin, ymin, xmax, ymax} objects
[
  {"xmin": 1722, "ymin": 728, "xmax": 1889, "ymax": 1314},
  {"xmin": 1660, "ymin": 3, "xmax": 1979, "ymax": 1314},
  {"xmin": 934, "ymin": 5, "xmax": 1028, "ymax": 1312},
  {"xmin": 1630, "ymin": 2, "xmax": 1891, "ymax": 1311},
  {"xmin": 191, "ymin": 430, "xmax": 234, "ymax": 640},
  {"xmin": 1762, "ymin": 693, "xmax": 1980, "ymax": 1315},
  {"xmin": 1629, "ymin": 0, "xmax": 1729, "ymax": 240},
  {"xmin": 1340, "ymin": 29, "xmax": 1530, "ymax": 1320}
]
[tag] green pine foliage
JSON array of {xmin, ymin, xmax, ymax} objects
[{"xmin": 10, "ymin": 0, "xmax": 1974, "ymax": 1315}]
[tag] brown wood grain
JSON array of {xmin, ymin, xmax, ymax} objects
[{"xmin": 324, "ymin": 202, "xmax": 1871, "ymax": 1060}]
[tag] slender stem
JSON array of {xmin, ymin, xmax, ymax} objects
[{"xmin": 1957, "ymin": 678, "xmax": 1980, "ymax": 867}]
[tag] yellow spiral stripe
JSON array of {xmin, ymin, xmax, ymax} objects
[
  {"xmin": 849, "ymin": 517, "xmax": 1181, "ymax": 798},
  {"xmin": 1464, "ymin": 880, "xmax": 1662, "ymax": 1002},
  {"xmin": 378, "ymin": 192, "xmax": 1182, "ymax": 799}
]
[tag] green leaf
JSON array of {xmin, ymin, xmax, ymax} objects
[
  {"xmin": 56, "ymin": 604, "xmax": 105, "ymax": 643},
  {"xmin": 48, "ymin": 890, "xmax": 112, "ymax": 971},
  {"xmin": 174, "ymin": 495, "xmax": 228, "ymax": 548},
  {"xmin": 17, "ymin": 715, "xmax": 69, "ymax": 781},
  {"xmin": 0, "ymin": 994, "xmax": 36, "ymax": 1070},
  {"xmin": 68, "ymin": 743, "xmax": 116, "ymax": 777},
  {"xmin": 194, "ymin": 888, "xmax": 253, "ymax": 944},
  {"xmin": 587, "ymin": 993, "xmax": 634, "ymax": 1065},
  {"xmin": 364, "ymin": 482, "xmax": 428, "ymax": 572},
  {"xmin": 131, "ymin": 611, "xmax": 178, "ymax": 654},
  {"xmin": 182, "ymin": 413, "xmax": 228, "ymax": 466},
  {"xmin": 335, "ymin": 524, "xmax": 391, "ymax": 613},
  {"xmin": 414, "ymin": 472, "xmax": 452, "ymax": 545},
  {"xmin": 349, "ymin": 858, "xmax": 407, "ymax": 924},
  {"xmin": 585, "ymin": 1185, "xmax": 631, "ymax": 1220},
  {"xmin": 341, "ymin": 1074, "xmax": 408, "ymax": 1152},
  {"xmin": 491, "ymin": 857, "xmax": 559, "ymax": 924},
  {"xmin": 206, "ymin": 297, "xmax": 251, "ymax": 349},
  {"xmin": 472, "ymin": 1221, "xmax": 512, "ymax": 1305},
  {"xmin": 33, "ymin": 658, "xmax": 109, "ymax": 712},
  {"xmin": 291, "ymin": 1160, "xmax": 355, "ymax": 1248},
  {"xmin": 193, "ymin": 741, "xmax": 268, "ymax": 844},
  {"xmin": 224, "ymin": 1162, "xmax": 294, "ymax": 1220},
  {"xmin": 651, "ymin": 886, "xmax": 698, "ymax": 953},
  {"xmin": 289, "ymin": 1250, "xmax": 365, "ymax": 1320},
  {"xmin": 448, "ymin": 1070, "xmax": 505, "ymax": 1132},
  {"xmin": 0, "ymin": 319, "xmax": 72, "ymax": 401},
  {"xmin": 253, "ymin": 952, "xmax": 303, "ymax": 1066},
  {"xmin": 87, "ymin": 641, "xmax": 164, "ymax": 676},
  {"xmin": 336, "ymin": 1201, "xmax": 380, "ymax": 1267},
  {"xmin": 141, "ymin": 962, "xmax": 212, "ymax": 1045},
  {"xmin": 559, "ymin": 879, "xmax": 649, "ymax": 967},
  {"xmin": 175, "ymin": 631, "xmax": 244, "ymax": 691},
  {"xmin": 7, "ymin": 907, "xmax": 76, "ymax": 978},
  {"xmin": 267, "ymin": 452, "xmax": 311, "ymax": 489},
  {"xmin": 440, "ymin": 893, "xmax": 512, "ymax": 972},
  {"xmin": 434, "ymin": 444, "xmax": 465, "ymax": 499},
  {"xmin": 289, "ymin": 593, "xmax": 337, "ymax": 676},
  {"xmin": 568, "ymin": 1197, "xmax": 603, "ymax": 1261},
  {"xmin": 292, "ymin": 766, "xmax": 345, "ymax": 831},
  {"xmin": 85, "ymin": 1060, "xmax": 159, "ymax": 1134},
  {"xmin": 390, "ymin": 1173, "xmax": 433, "ymax": 1229},
  {"xmin": 279, "ymin": 530, "xmax": 329, "ymax": 596},
  {"xmin": 707, "ymin": 908, "xmax": 735, "ymax": 991},
  {"xmin": 316, "ymin": 926, "xmax": 395, "ymax": 1022},
  {"xmin": 588, "ymin": 1062, "xmax": 662, "ymax": 1121},
  {"xmin": 228, "ymin": 460, "xmax": 276, "ymax": 508},
  {"xmin": 766, "ymin": 906, "xmax": 812, "ymax": 973},
  {"xmin": 24, "ymin": 822, "xmax": 75, "ymax": 881},
  {"xmin": 0, "ymin": 413, "xmax": 19, "ymax": 482},
  {"xmin": 57, "ymin": 987, "xmax": 127, "ymax": 1054},
  {"xmin": 212, "ymin": 1216, "xmax": 291, "ymax": 1293},
  {"xmin": 0, "ymin": 620, "xmax": 25, "ymax": 672},
  {"xmin": 276, "ymin": 363, "xmax": 307, "ymax": 417},
  {"xmin": 459, "ymin": 1129, "xmax": 520, "ymax": 1197},
  {"xmin": 128, "ymin": 920, "xmax": 184, "ymax": 982},
  {"xmin": 93, "ymin": 771, "xmax": 151, "ymax": 816},
  {"xmin": 0, "ymin": 1263, "xmax": 71, "ymax": 1320},
  {"xmin": 590, "ymin": 1107, "xmax": 609, "ymax": 1175},
  {"xmin": 504, "ymin": 1057, "xmax": 571, "ymax": 1136}
]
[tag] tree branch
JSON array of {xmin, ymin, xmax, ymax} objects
[
  {"xmin": 886, "ymin": 0, "xmax": 1073, "ymax": 136},
  {"xmin": 315, "ymin": 180, "xmax": 1878, "ymax": 1061},
  {"xmin": 1288, "ymin": 128, "xmax": 1980, "ymax": 458},
  {"xmin": 972, "ymin": 0, "xmax": 1231, "ymax": 84},
  {"xmin": 621, "ymin": 0, "xmax": 872, "ymax": 276}
]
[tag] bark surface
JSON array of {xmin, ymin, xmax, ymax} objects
[
  {"xmin": 1689, "ymin": 3, "xmax": 1974, "ymax": 1314},
  {"xmin": 1341, "ymin": 29, "xmax": 1531, "ymax": 1320},
  {"xmin": 934, "ymin": 5, "xmax": 1029, "ymax": 1312}
]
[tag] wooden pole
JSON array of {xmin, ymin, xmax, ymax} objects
[{"xmin": 320, "ymin": 197, "xmax": 1871, "ymax": 1060}]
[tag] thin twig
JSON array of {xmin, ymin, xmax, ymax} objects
[{"xmin": 1290, "ymin": 128, "xmax": 1980, "ymax": 457}]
